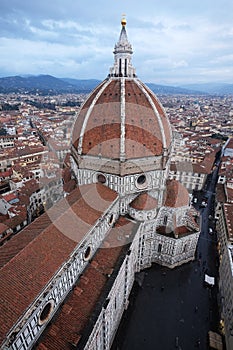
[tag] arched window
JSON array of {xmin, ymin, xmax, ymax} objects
[
  {"xmin": 109, "ymin": 214, "xmax": 114, "ymax": 225},
  {"xmin": 163, "ymin": 215, "xmax": 168, "ymax": 226},
  {"xmin": 158, "ymin": 243, "xmax": 162, "ymax": 253},
  {"xmin": 125, "ymin": 58, "xmax": 127, "ymax": 76},
  {"xmin": 119, "ymin": 58, "xmax": 122, "ymax": 76},
  {"xmin": 84, "ymin": 246, "xmax": 91, "ymax": 261}
]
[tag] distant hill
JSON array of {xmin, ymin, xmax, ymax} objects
[
  {"xmin": 0, "ymin": 75, "xmax": 79, "ymax": 94},
  {"xmin": 0, "ymin": 74, "xmax": 232, "ymax": 95},
  {"xmin": 179, "ymin": 83, "xmax": 233, "ymax": 95},
  {"xmin": 61, "ymin": 78, "xmax": 102, "ymax": 93},
  {"xmin": 145, "ymin": 83, "xmax": 203, "ymax": 95},
  {"xmin": 62, "ymin": 78, "xmax": 204, "ymax": 95}
]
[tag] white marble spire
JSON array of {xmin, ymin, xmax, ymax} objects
[{"xmin": 109, "ymin": 17, "xmax": 136, "ymax": 78}]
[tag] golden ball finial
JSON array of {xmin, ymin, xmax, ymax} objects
[{"xmin": 121, "ymin": 14, "xmax": 126, "ymax": 26}]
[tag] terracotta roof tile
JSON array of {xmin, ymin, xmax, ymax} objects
[
  {"xmin": 164, "ymin": 179, "xmax": 189, "ymax": 208},
  {"xmin": 0, "ymin": 184, "xmax": 117, "ymax": 347},
  {"xmin": 130, "ymin": 192, "xmax": 158, "ymax": 210},
  {"xmin": 37, "ymin": 217, "xmax": 136, "ymax": 350},
  {"xmin": 216, "ymin": 184, "xmax": 227, "ymax": 203},
  {"xmin": 72, "ymin": 79, "xmax": 171, "ymax": 160},
  {"xmin": 0, "ymin": 223, "xmax": 8, "ymax": 235},
  {"xmin": 72, "ymin": 80, "xmax": 108, "ymax": 148},
  {"xmin": 63, "ymin": 179, "xmax": 77, "ymax": 193},
  {"xmin": 141, "ymin": 82, "xmax": 172, "ymax": 147},
  {"xmin": 0, "ymin": 214, "xmax": 51, "ymax": 268}
]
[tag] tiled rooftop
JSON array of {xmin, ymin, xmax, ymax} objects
[
  {"xmin": 130, "ymin": 192, "xmax": 158, "ymax": 210},
  {"xmin": 224, "ymin": 203, "xmax": 233, "ymax": 242},
  {"xmin": 36, "ymin": 217, "xmax": 137, "ymax": 350},
  {"xmin": 0, "ymin": 184, "xmax": 118, "ymax": 347},
  {"xmin": 164, "ymin": 179, "xmax": 189, "ymax": 208},
  {"xmin": 216, "ymin": 184, "xmax": 227, "ymax": 203}
]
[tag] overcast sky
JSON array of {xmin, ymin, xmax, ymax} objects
[{"xmin": 0, "ymin": 0, "xmax": 233, "ymax": 85}]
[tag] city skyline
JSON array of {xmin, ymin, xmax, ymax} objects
[{"xmin": 0, "ymin": 0, "xmax": 233, "ymax": 85}]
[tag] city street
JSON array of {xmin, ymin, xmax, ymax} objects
[{"xmin": 112, "ymin": 168, "xmax": 223, "ymax": 350}]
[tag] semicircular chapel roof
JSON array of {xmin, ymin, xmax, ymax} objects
[
  {"xmin": 130, "ymin": 192, "xmax": 158, "ymax": 211},
  {"xmin": 164, "ymin": 179, "xmax": 190, "ymax": 208}
]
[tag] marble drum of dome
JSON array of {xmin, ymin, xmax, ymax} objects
[{"xmin": 71, "ymin": 18, "xmax": 173, "ymax": 179}]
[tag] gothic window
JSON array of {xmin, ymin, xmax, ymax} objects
[
  {"xmin": 163, "ymin": 215, "xmax": 168, "ymax": 226},
  {"xmin": 109, "ymin": 214, "xmax": 114, "ymax": 225},
  {"xmin": 119, "ymin": 58, "xmax": 122, "ymax": 76},
  {"xmin": 158, "ymin": 243, "xmax": 162, "ymax": 253},
  {"xmin": 84, "ymin": 246, "xmax": 92, "ymax": 261},
  {"xmin": 125, "ymin": 58, "xmax": 127, "ymax": 76}
]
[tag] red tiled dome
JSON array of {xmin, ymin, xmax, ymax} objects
[
  {"xmin": 71, "ymin": 20, "xmax": 172, "ymax": 177},
  {"xmin": 72, "ymin": 78, "xmax": 172, "ymax": 161}
]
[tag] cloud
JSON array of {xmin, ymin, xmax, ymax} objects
[{"xmin": 0, "ymin": 0, "xmax": 233, "ymax": 83}]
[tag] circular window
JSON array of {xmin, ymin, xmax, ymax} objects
[
  {"xmin": 38, "ymin": 300, "xmax": 54, "ymax": 325},
  {"xmin": 137, "ymin": 175, "xmax": 146, "ymax": 185},
  {"xmin": 136, "ymin": 174, "xmax": 147, "ymax": 189},
  {"xmin": 97, "ymin": 173, "xmax": 106, "ymax": 184},
  {"xmin": 84, "ymin": 246, "xmax": 91, "ymax": 261}
]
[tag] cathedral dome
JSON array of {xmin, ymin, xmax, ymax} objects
[
  {"xmin": 71, "ymin": 19, "xmax": 172, "ymax": 177},
  {"xmin": 72, "ymin": 78, "xmax": 171, "ymax": 158}
]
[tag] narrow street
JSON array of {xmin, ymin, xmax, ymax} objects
[{"xmin": 112, "ymin": 167, "xmax": 223, "ymax": 350}]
